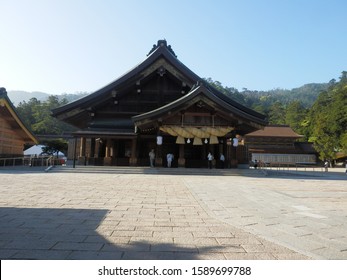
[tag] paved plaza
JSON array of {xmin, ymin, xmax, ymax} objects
[{"xmin": 0, "ymin": 166, "xmax": 346, "ymax": 260}]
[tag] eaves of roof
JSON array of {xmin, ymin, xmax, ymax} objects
[
  {"xmin": 71, "ymin": 129, "xmax": 136, "ymax": 138},
  {"xmin": 245, "ymin": 125, "xmax": 303, "ymax": 138},
  {"xmin": 205, "ymin": 83, "xmax": 266, "ymax": 120},
  {"xmin": 132, "ymin": 82, "xmax": 268, "ymax": 126}
]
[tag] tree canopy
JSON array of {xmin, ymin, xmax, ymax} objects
[
  {"xmin": 16, "ymin": 95, "xmax": 76, "ymax": 135},
  {"xmin": 16, "ymin": 96, "xmax": 75, "ymax": 155},
  {"xmin": 306, "ymin": 72, "xmax": 347, "ymax": 160},
  {"xmin": 206, "ymin": 72, "xmax": 346, "ymax": 162}
]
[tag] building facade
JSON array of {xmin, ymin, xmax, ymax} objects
[
  {"xmin": 245, "ymin": 125, "xmax": 317, "ymax": 165},
  {"xmin": 53, "ymin": 40, "xmax": 268, "ymax": 168}
]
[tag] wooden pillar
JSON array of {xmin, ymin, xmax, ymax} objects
[
  {"xmin": 129, "ymin": 138, "xmax": 137, "ymax": 166},
  {"xmin": 178, "ymin": 144, "xmax": 185, "ymax": 167},
  {"xmin": 90, "ymin": 138, "xmax": 96, "ymax": 157},
  {"xmin": 79, "ymin": 137, "xmax": 86, "ymax": 157},
  {"xmin": 73, "ymin": 137, "xmax": 77, "ymax": 168},
  {"xmin": 95, "ymin": 139, "xmax": 100, "ymax": 158},
  {"xmin": 155, "ymin": 144, "xmax": 163, "ymax": 167},
  {"xmin": 230, "ymin": 143, "xmax": 238, "ymax": 168},
  {"xmin": 78, "ymin": 137, "xmax": 87, "ymax": 165},
  {"xmin": 104, "ymin": 139, "xmax": 113, "ymax": 166},
  {"xmin": 226, "ymin": 138, "xmax": 232, "ymax": 168},
  {"xmin": 113, "ymin": 139, "xmax": 119, "ymax": 158},
  {"xmin": 223, "ymin": 137, "xmax": 228, "ymax": 168},
  {"xmin": 87, "ymin": 138, "xmax": 95, "ymax": 165}
]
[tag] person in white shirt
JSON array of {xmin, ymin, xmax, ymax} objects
[
  {"xmin": 207, "ymin": 152, "xmax": 214, "ymax": 169},
  {"xmin": 220, "ymin": 153, "xmax": 225, "ymax": 169},
  {"xmin": 149, "ymin": 149, "xmax": 155, "ymax": 167},
  {"xmin": 166, "ymin": 153, "xmax": 174, "ymax": 168}
]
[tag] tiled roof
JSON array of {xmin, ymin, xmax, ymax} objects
[{"xmin": 245, "ymin": 125, "xmax": 302, "ymax": 138}]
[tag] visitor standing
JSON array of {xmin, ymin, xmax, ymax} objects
[
  {"xmin": 167, "ymin": 153, "xmax": 174, "ymax": 168},
  {"xmin": 149, "ymin": 149, "xmax": 155, "ymax": 167},
  {"xmin": 207, "ymin": 152, "xmax": 214, "ymax": 169},
  {"xmin": 220, "ymin": 153, "xmax": 225, "ymax": 169}
]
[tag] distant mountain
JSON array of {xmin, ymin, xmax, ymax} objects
[
  {"xmin": 7, "ymin": 90, "xmax": 89, "ymax": 106},
  {"xmin": 7, "ymin": 82, "xmax": 328, "ymax": 108},
  {"xmin": 265, "ymin": 83, "xmax": 329, "ymax": 107},
  {"xmin": 240, "ymin": 83, "xmax": 329, "ymax": 108}
]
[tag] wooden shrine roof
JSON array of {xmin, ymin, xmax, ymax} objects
[
  {"xmin": 245, "ymin": 125, "xmax": 303, "ymax": 138},
  {"xmin": 52, "ymin": 40, "xmax": 268, "ymax": 134},
  {"xmin": 0, "ymin": 87, "xmax": 38, "ymax": 144},
  {"xmin": 132, "ymin": 81, "xmax": 267, "ymax": 131},
  {"xmin": 52, "ymin": 40, "xmax": 200, "ymax": 119}
]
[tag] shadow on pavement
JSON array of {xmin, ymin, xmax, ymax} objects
[{"xmin": 0, "ymin": 207, "xmax": 220, "ymax": 260}]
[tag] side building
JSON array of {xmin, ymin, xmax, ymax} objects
[
  {"xmin": 52, "ymin": 40, "xmax": 268, "ymax": 168},
  {"xmin": 245, "ymin": 125, "xmax": 317, "ymax": 166},
  {"xmin": 0, "ymin": 87, "xmax": 38, "ymax": 158}
]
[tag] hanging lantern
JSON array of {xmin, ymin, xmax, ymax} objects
[
  {"xmin": 204, "ymin": 138, "xmax": 208, "ymax": 144},
  {"xmin": 157, "ymin": 135, "xmax": 163, "ymax": 145},
  {"xmin": 187, "ymin": 138, "xmax": 191, "ymax": 144}
]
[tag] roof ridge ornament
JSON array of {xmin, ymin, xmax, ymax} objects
[
  {"xmin": 191, "ymin": 80, "xmax": 208, "ymax": 91},
  {"xmin": 0, "ymin": 87, "xmax": 7, "ymax": 96},
  {"xmin": 147, "ymin": 39, "xmax": 177, "ymax": 57}
]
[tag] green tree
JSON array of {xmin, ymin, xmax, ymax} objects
[
  {"xmin": 285, "ymin": 100, "xmax": 307, "ymax": 136},
  {"xmin": 204, "ymin": 78, "xmax": 246, "ymax": 105},
  {"xmin": 341, "ymin": 132, "xmax": 347, "ymax": 154},
  {"xmin": 268, "ymin": 101, "xmax": 286, "ymax": 124},
  {"xmin": 41, "ymin": 139, "xmax": 68, "ymax": 157},
  {"xmin": 16, "ymin": 95, "xmax": 74, "ymax": 135},
  {"xmin": 17, "ymin": 98, "xmax": 42, "ymax": 129},
  {"xmin": 307, "ymin": 72, "xmax": 347, "ymax": 161}
]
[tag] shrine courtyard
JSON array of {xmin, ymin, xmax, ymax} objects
[{"xmin": 0, "ymin": 166, "xmax": 346, "ymax": 260}]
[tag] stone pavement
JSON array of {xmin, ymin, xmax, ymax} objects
[
  {"xmin": 184, "ymin": 170, "xmax": 347, "ymax": 260},
  {"xmin": 0, "ymin": 166, "xmax": 345, "ymax": 260}
]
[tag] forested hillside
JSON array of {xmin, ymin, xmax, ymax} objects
[
  {"xmin": 206, "ymin": 72, "xmax": 347, "ymax": 161},
  {"xmin": 205, "ymin": 78, "xmax": 328, "ymax": 119}
]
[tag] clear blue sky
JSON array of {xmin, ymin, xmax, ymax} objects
[{"xmin": 1, "ymin": 0, "xmax": 346, "ymax": 95}]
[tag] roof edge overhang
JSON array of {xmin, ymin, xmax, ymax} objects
[
  {"xmin": 245, "ymin": 125, "xmax": 303, "ymax": 138},
  {"xmin": 245, "ymin": 134, "xmax": 303, "ymax": 138},
  {"xmin": 71, "ymin": 129, "xmax": 137, "ymax": 138},
  {"xmin": 132, "ymin": 82, "xmax": 268, "ymax": 128}
]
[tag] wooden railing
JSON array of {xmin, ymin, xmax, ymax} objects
[{"xmin": 249, "ymin": 161, "xmax": 324, "ymax": 172}]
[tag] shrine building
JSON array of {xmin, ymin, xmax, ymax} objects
[
  {"xmin": 52, "ymin": 40, "xmax": 268, "ymax": 168},
  {"xmin": 0, "ymin": 87, "xmax": 38, "ymax": 158}
]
